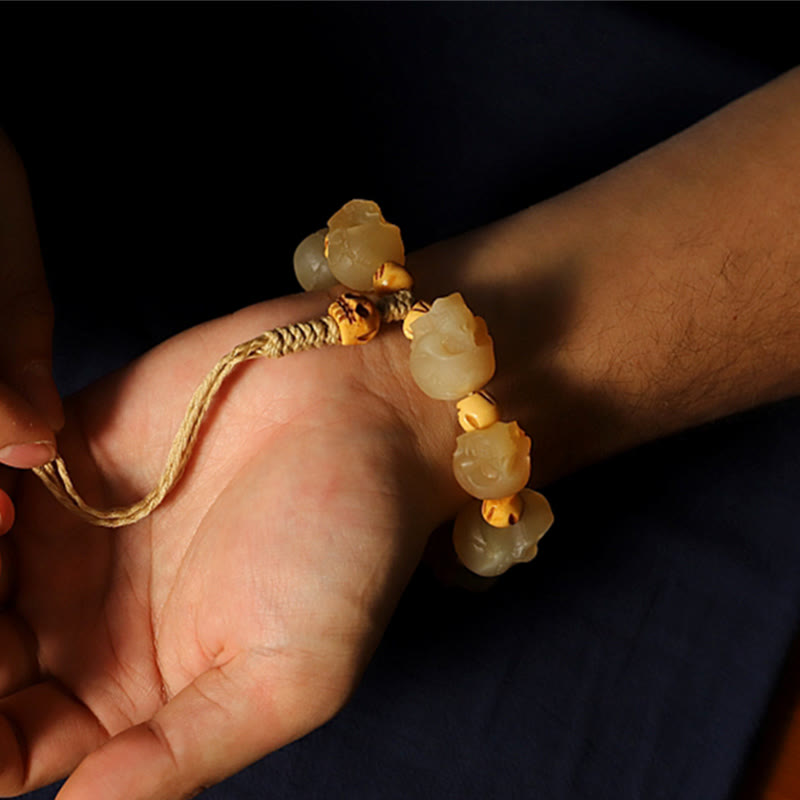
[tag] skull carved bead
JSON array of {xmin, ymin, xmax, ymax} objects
[
  {"xmin": 452, "ymin": 420, "xmax": 531, "ymax": 499},
  {"xmin": 453, "ymin": 489, "xmax": 554, "ymax": 577},
  {"xmin": 402, "ymin": 300, "xmax": 432, "ymax": 340},
  {"xmin": 325, "ymin": 200, "xmax": 405, "ymax": 292},
  {"xmin": 481, "ymin": 493, "xmax": 524, "ymax": 528},
  {"xmin": 408, "ymin": 293, "xmax": 495, "ymax": 400},
  {"xmin": 328, "ymin": 293, "xmax": 381, "ymax": 346},
  {"xmin": 372, "ymin": 261, "xmax": 414, "ymax": 294},
  {"xmin": 456, "ymin": 390, "xmax": 500, "ymax": 432}
]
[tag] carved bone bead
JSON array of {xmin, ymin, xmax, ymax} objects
[
  {"xmin": 325, "ymin": 200, "xmax": 405, "ymax": 292},
  {"xmin": 453, "ymin": 489, "xmax": 554, "ymax": 577},
  {"xmin": 408, "ymin": 293, "xmax": 495, "ymax": 400},
  {"xmin": 481, "ymin": 493, "xmax": 524, "ymax": 528},
  {"xmin": 328, "ymin": 293, "xmax": 381, "ymax": 345},
  {"xmin": 452, "ymin": 420, "xmax": 531, "ymax": 499},
  {"xmin": 372, "ymin": 261, "xmax": 414, "ymax": 294},
  {"xmin": 293, "ymin": 229, "xmax": 339, "ymax": 292},
  {"xmin": 456, "ymin": 390, "xmax": 499, "ymax": 432},
  {"xmin": 402, "ymin": 300, "xmax": 432, "ymax": 340}
]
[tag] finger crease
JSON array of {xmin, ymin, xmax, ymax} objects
[
  {"xmin": 143, "ymin": 717, "xmax": 181, "ymax": 773},
  {"xmin": 1, "ymin": 707, "xmax": 30, "ymax": 788}
]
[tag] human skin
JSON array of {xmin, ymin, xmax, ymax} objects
[
  {"xmin": 1, "ymin": 68, "xmax": 799, "ymax": 799},
  {"xmin": 0, "ymin": 132, "xmax": 62, "ymax": 476},
  {"xmin": 411, "ymin": 66, "xmax": 800, "ymax": 485}
]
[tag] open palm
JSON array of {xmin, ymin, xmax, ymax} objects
[{"xmin": 0, "ymin": 293, "xmax": 458, "ymax": 800}]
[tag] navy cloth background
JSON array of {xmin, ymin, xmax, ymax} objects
[{"xmin": 2, "ymin": 3, "xmax": 799, "ymax": 798}]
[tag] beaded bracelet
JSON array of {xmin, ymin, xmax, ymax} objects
[
  {"xmin": 295, "ymin": 199, "xmax": 553, "ymax": 577},
  {"xmin": 33, "ymin": 199, "xmax": 552, "ymax": 578}
]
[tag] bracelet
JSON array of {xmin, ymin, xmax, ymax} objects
[
  {"xmin": 33, "ymin": 199, "xmax": 552, "ymax": 579},
  {"xmin": 295, "ymin": 200, "xmax": 553, "ymax": 578}
]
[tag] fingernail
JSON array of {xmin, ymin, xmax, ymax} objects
[
  {"xmin": 0, "ymin": 441, "xmax": 56, "ymax": 469},
  {"xmin": 19, "ymin": 361, "xmax": 65, "ymax": 431}
]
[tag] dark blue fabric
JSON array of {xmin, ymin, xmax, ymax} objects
[{"xmin": 4, "ymin": 3, "xmax": 799, "ymax": 799}]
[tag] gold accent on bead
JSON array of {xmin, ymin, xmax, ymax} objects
[
  {"xmin": 481, "ymin": 494, "xmax": 523, "ymax": 528},
  {"xmin": 372, "ymin": 261, "xmax": 414, "ymax": 294},
  {"xmin": 456, "ymin": 390, "xmax": 499, "ymax": 432},
  {"xmin": 328, "ymin": 293, "xmax": 381, "ymax": 345},
  {"xmin": 402, "ymin": 300, "xmax": 432, "ymax": 340}
]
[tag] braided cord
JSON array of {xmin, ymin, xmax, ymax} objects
[{"xmin": 33, "ymin": 291, "xmax": 413, "ymax": 528}]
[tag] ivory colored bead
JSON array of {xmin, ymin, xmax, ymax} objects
[
  {"xmin": 408, "ymin": 293, "xmax": 495, "ymax": 401},
  {"xmin": 453, "ymin": 489, "xmax": 554, "ymax": 577},
  {"xmin": 452, "ymin": 421, "xmax": 531, "ymax": 499},
  {"xmin": 293, "ymin": 229, "xmax": 338, "ymax": 291},
  {"xmin": 326, "ymin": 200, "xmax": 405, "ymax": 292},
  {"xmin": 481, "ymin": 493, "xmax": 524, "ymax": 528},
  {"xmin": 402, "ymin": 300, "xmax": 432, "ymax": 340},
  {"xmin": 456, "ymin": 390, "xmax": 499, "ymax": 432},
  {"xmin": 328, "ymin": 293, "xmax": 381, "ymax": 345},
  {"xmin": 372, "ymin": 261, "xmax": 414, "ymax": 293},
  {"xmin": 327, "ymin": 199, "xmax": 384, "ymax": 230}
]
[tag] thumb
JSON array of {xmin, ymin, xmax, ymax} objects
[
  {"xmin": 55, "ymin": 651, "xmax": 341, "ymax": 800},
  {"xmin": 0, "ymin": 130, "xmax": 63, "ymax": 447}
]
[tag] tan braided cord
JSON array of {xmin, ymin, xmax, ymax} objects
[{"xmin": 33, "ymin": 291, "xmax": 414, "ymax": 528}]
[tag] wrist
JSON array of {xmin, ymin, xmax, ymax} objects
[
  {"xmin": 407, "ymin": 205, "xmax": 597, "ymax": 484},
  {"xmin": 406, "ymin": 71, "xmax": 800, "ymax": 482},
  {"xmin": 366, "ymin": 322, "xmax": 468, "ymax": 524}
]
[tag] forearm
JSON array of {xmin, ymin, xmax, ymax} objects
[{"xmin": 406, "ymin": 68, "xmax": 800, "ymax": 486}]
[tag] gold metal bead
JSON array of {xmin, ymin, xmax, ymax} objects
[
  {"xmin": 328, "ymin": 293, "xmax": 381, "ymax": 345},
  {"xmin": 372, "ymin": 261, "xmax": 414, "ymax": 294},
  {"xmin": 481, "ymin": 494, "xmax": 524, "ymax": 528},
  {"xmin": 402, "ymin": 300, "xmax": 432, "ymax": 340},
  {"xmin": 456, "ymin": 390, "xmax": 499, "ymax": 432}
]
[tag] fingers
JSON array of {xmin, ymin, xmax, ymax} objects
[
  {"xmin": 0, "ymin": 681, "xmax": 108, "ymax": 796},
  {"xmin": 57, "ymin": 651, "xmax": 340, "ymax": 800},
  {"xmin": 0, "ymin": 534, "xmax": 13, "ymax": 606},
  {"xmin": 0, "ymin": 475, "xmax": 17, "ymax": 601},
  {"xmin": 0, "ymin": 469, "xmax": 17, "ymax": 601},
  {"xmin": 0, "ymin": 490, "xmax": 13, "ymax": 536},
  {"xmin": 0, "ymin": 130, "xmax": 63, "ymax": 439},
  {"xmin": 0, "ymin": 381, "xmax": 57, "ymax": 468},
  {"xmin": 0, "ymin": 613, "xmax": 38, "ymax": 697}
]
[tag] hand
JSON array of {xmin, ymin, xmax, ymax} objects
[
  {"xmin": 0, "ymin": 130, "xmax": 63, "ymax": 532},
  {"xmin": 0, "ymin": 292, "xmax": 458, "ymax": 799}
]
